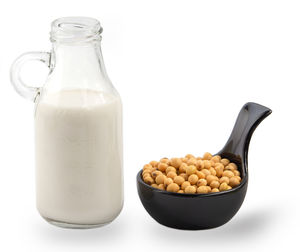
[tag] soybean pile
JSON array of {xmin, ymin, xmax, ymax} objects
[{"xmin": 142, "ymin": 153, "xmax": 241, "ymax": 194}]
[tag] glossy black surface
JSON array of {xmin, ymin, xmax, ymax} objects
[{"xmin": 137, "ymin": 102, "xmax": 272, "ymax": 230}]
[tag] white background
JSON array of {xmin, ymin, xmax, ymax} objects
[{"xmin": 0, "ymin": 0, "xmax": 299, "ymax": 251}]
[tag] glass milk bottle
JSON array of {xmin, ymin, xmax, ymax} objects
[{"xmin": 10, "ymin": 17, "xmax": 123, "ymax": 228}]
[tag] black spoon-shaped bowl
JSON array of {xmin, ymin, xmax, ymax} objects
[{"xmin": 136, "ymin": 102, "xmax": 272, "ymax": 230}]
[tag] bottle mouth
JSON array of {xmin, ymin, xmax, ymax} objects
[{"xmin": 50, "ymin": 17, "xmax": 103, "ymax": 43}]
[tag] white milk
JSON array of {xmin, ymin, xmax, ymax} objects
[{"xmin": 35, "ymin": 89, "xmax": 123, "ymax": 225}]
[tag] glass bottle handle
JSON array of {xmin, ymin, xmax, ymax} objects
[{"xmin": 10, "ymin": 52, "xmax": 51, "ymax": 102}]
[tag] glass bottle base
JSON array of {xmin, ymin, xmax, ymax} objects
[{"xmin": 43, "ymin": 216, "xmax": 111, "ymax": 229}]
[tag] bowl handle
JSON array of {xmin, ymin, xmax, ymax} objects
[{"xmin": 219, "ymin": 102, "xmax": 272, "ymax": 168}]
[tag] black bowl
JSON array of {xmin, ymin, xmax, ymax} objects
[{"xmin": 137, "ymin": 102, "xmax": 272, "ymax": 230}]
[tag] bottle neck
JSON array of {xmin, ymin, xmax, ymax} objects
[
  {"xmin": 51, "ymin": 40, "xmax": 107, "ymax": 76},
  {"xmin": 47, "ymin": 40, "xmax": 111, "ymax": 92}
]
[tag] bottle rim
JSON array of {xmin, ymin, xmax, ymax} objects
[{"xmin": 50, "ymin": 17, "xmax": 103, "ymax": 43}]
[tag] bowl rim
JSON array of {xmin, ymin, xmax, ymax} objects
[{"xmin": 137, "ymin": 169, "xmax": 248, "ymax": 198}]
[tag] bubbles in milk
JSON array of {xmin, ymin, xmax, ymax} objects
[{"xmin": 35, "ymin": 89, "xmax": 123, "ymax": 225}]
